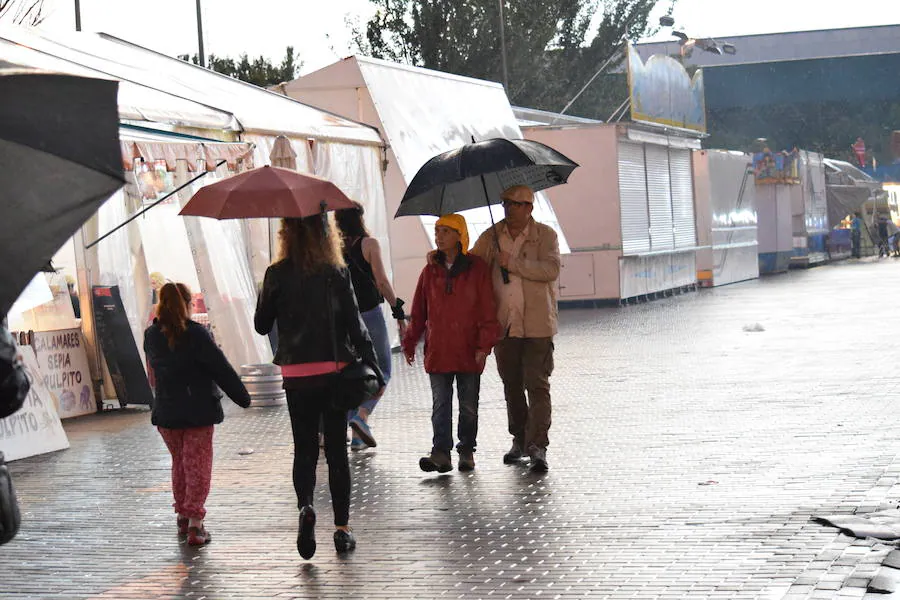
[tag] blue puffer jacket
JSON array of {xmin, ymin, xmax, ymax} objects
[{"xmin": 144, "ymin": 320, "xmax": 251, "ymax": 429}]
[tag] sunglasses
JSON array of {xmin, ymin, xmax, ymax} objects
[{"xmin": 502, "ymin": 200, "xmax": 531, "ymax": 208}]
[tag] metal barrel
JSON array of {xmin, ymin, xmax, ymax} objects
[{"xmin": 240, "ymin": 363, "xmax": 286, "ymax": 407}]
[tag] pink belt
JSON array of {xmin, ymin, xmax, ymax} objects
[{"xmin": 281, "ymin": 362, "xmax": 349, "ymax": 377}]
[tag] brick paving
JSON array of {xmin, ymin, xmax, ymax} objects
[{"xmin": 4, "ymin": 258, "xmax": 900, "ymax": 599}]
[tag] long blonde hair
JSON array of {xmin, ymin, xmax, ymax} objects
[{"xmin": 277, "ymin": 215, "xmax": 345, "ymax": 272}]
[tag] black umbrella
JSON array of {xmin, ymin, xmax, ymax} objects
[
  {"xmin": 396, "ymin": 137, "xmax": 578, "ymax": 282},
  {"xmin": 0, "ymin": 63, "xmax": 124, "ymax": 315}
]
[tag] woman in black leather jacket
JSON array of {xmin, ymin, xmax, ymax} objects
[{"xmin": 254, "ymin": 215, "xmax": 384, "ymax": 560}]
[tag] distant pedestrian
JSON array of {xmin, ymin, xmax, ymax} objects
[
  {"xmin": 877, "ymin": 215, "xmax": 890, "ymax": 257},
  {"xmin": 335, "ymin": 203, "xmax": 407, "ymax": 450},
  {"xmin": 404, "ymin": 214, "xmax": 500, "ymax": 473},
  {"xmin": 144, "ymin": 283, "xmax": 251, "ymax": 547},
  {"xmin": 470, "ymin": 185, "xmax": 560, "ymax": 473},
  {"xmin": 850, "ymin": 213, "xmax": 863, "ymax": 258},
  {"xmin": 255, "ymin": 215, "xmax": 384, "ymax": 560}
]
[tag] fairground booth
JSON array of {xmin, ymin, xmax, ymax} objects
[
  {"xmin": 824, "ymin": 158, "xmax": 888, "ymax": 258},
  {"xmin": 520, "ymin": 46, "xmax": 705, "ymax": 304},
  {"xmin": 0, "ymin": 28, "xmax": 387, "ymax": 460},
  {"xmin": 692, "ymin": 150, "xmax": 759, "ymax": 287}
]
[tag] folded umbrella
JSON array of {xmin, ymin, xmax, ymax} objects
[
  {"xmin": 179, "ymin": 165, "xmax": 355, "ymax": 219},
  {"xmin": 0, "ymin": 63, "xmax": 124, "ymax": 315}
]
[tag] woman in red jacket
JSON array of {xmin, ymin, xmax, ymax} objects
[{"xmin": 402, "ymin": 214, "xmax": 500, "ymax": 473}]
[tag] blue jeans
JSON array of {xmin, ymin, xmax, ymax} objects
[
  {"xmin": 429, "ymin": 372, "xmax": 480, "ymax": 454},
  {"xmin": 359, "ymin": 307, "xmax": 391, "ymax": 414}
]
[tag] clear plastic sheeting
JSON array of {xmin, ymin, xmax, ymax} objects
[
  {"xmin": 356, "ymin": 57, "xmax": 569, "ymax": 252},
  {"xmin": 798, "ymin": 151, "xmax": 828, "ymax": 234},
  {"xmin": 707, "ymin": 151, "xmax": 759, "ymax": 286},
  {"xmin": 314, "ymin": 141, "xmax": 392, "ymax": 278},
  {"xmin": 136, "ymin": 201, "xmax": 201, "ymax": 292},
  {"xmin": 175, "ymin": 163, "xmax": 273, "ymax": 370},
  {"xmin": 96, "ymin": 187, "xmax": 151, "ymax": 367},
  {"xmin": 242, "ymin": 133, "xmax": 317, "ymax": 286}
]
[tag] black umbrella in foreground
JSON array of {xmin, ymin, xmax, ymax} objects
[
  {"xmin": 396, "ymin": 137, "xmax": 578, "ymax": 282},
  {"xmin": 0, "ymin": 63, "xmax": 124, "ymax": 315}
]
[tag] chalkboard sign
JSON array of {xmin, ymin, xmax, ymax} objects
[{"xmin": 92, "ymin": 285, "xmax": 152, "ymax": 407}]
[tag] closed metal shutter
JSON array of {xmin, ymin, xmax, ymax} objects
[
  {"xmin": 668, "ymin": 148, "xmax": 696, "ymax": 248},
  {"xmin": 618, "ymin": 142, "xmax": 650, "ymax": 254},
  {"xmin": 645, "ymin": 144, "xmax": 674, "ymax": 251}
]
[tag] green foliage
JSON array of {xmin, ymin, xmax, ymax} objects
[
  {"xmin": 354, "ymin": 0, "xmax": 670, "ymax": 119},
  {"xmin": 177, "ymin": 46, "xmax": 300, "ymax": 88}
]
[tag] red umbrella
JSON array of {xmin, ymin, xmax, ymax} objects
[{"xmin": 179, "ymin": 165, "xmax": 355, "ymax": 219}]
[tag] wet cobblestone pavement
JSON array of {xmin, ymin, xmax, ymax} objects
[{"xmin": 5, "ymin": 258, "xmax": 900, "ymax": 599}]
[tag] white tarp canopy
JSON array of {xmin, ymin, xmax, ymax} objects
[
  {"xmin": 0, "ymin": 32, "xmax": 237, "ymax": 131},
  {"xmin": 282, "ymin": 55, "xmax": 568, "ymax": 247},
  {"xmin": 0, "ymin": 27, "xmax": 382, "ymax": 145}
]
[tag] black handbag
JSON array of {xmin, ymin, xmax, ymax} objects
[
  {"xmin": 325, "ymin": 276, "xmax": 380, "ymax": 411},
  {"xmin": 0, "ymin": 451, "xmax": 21, "ymax": 546}
]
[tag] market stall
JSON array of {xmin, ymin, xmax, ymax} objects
[
  {"xmin": 3, "ymin": 28, "xmax": 388, "ymax": 409},
  {"xmin": 692, "ymin": 150, "xmax": 759, "ymax": 286},
  {"xmin": 791, "ymin": 151, "xmax": 828, "ymax": 267},
  {"xmin": 752, "ymin": 149, "xmax": 798, "ymax": 274},
  {"xmin": 824, "ymin": 158, "xmax": 887, "ymax": 258},
  {"xmin": 521, "ymin": 123, "xmax": 699, "ymax": 304}
]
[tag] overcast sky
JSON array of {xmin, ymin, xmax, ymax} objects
[{"xmin": 35, "ymin": 0, "xmax": 900, "ymax": 76}]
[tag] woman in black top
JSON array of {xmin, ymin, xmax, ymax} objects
[
  {"xmin": 144, "ymin": 283, "xmax": 251, "ymax": 546},
  {"xmin": 335, "ymin": 204, "xmax": 406, "ymax": 450},
  {"xmin": 255, "ymin": 214, "xmax": 384, "ymax": 560}
]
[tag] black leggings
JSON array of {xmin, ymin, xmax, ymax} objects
[{"xmin": 285, "ymin": 385, "xmax": 350, "ymax": 526}]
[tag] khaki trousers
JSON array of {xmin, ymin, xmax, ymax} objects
[{"xmin": 493, "ymin": 337, "xmax": 554, "ymax": 450}]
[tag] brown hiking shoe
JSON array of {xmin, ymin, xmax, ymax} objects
[
  {"xmin": 458, "ymin": 450, "xmax": 475, "ymax": 471},
  {"xmin": 419, "ymin": 450, "xmax": 452, "ymax": 473},
  {"xmin": 503, "ymin": 443, "xmax": 525, "ymax": 464}
]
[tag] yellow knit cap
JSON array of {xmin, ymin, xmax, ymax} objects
[{"xmin": 435, "ymin": 213, "xmax": 469, "ymax": 254}]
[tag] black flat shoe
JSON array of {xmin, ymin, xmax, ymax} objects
[
  {"xmin": 334, "ymin": 529, "xmax": 356, "ymax": 553},
  {"xmin": 298, "ymin": 505, "xmax": 316, "ymax": 559}
]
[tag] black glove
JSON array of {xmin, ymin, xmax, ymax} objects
[{"xmin": 391, "ymin": 299, "xmax": 407, "ymax": 321}]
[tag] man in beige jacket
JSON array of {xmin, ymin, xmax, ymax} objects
[{"xmin": 470, "ymin": 185, "xmax": 560, "ymax": 472}]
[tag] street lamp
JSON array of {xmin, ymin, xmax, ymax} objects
[
  {"xmin": 196, "ymin": 0, "xmax": 205, "ymax": 67},
  {"xmin": 498, "ymin": 0, "xmax": 509, "ymax": 90}
]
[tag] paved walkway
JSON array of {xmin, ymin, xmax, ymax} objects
[{"xmin": 5, "ymin": 258, "xmax": 900, "ymax": 599}]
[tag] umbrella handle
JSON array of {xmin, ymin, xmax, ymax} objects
[{"xmin": 479, "ymin": 173, "xmax": 511, "ymax": 285}]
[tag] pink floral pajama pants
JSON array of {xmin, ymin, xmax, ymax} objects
[{"xmin": 157, "ymin": 426, "xmax": 214, "ymax": 520}]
